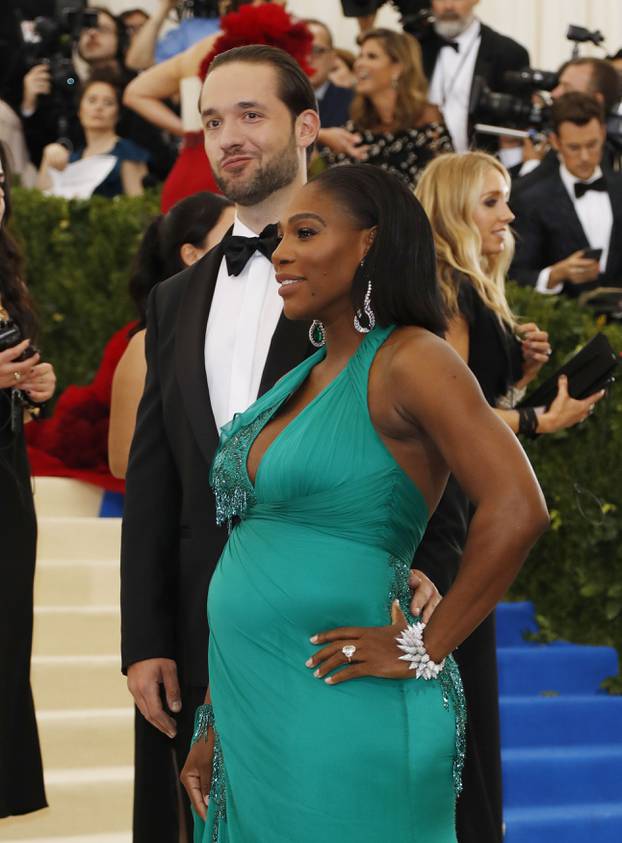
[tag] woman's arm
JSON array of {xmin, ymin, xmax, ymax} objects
[
  {"xmin": 109, "ymin": 330, "xmax": 147, "ymax": 478},
  {"xmin": 180, "ymin": 685, "xmax": 213, "ymax": 820},
  {"xmin": 388, "ymin": 333, "xmax": 550, "ymax": 661},
  {"xmin": 125, "ymin": 0, "xmax": 175, "ymax": 72},
  {"xmin": 122, "ymin": 33, "xmax": 218, "ymax": 137},
  {"xmin": 121, "ymin": 160, "xmax": 148, "ymax": 197}
]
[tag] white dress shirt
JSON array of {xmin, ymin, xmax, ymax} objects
[
  {"xmin": 536, "ymin": 164, "xmax": 613, "ymax": 295},
  {"xmin": 204, "ymin": 216, "xmax": 283, "ymax": 432},
  {"xmin": 428, "ymin": 18, "xmax": 482, "ymax": 153}
]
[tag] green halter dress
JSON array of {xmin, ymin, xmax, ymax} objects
[{"xmin": 197, "ymin": 325, "xmax": 465, "ymax": 843}]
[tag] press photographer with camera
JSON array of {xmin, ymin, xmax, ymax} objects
[
  {"xmin": 510, "ymin": 92, "xmax": 622, "ymax": 298},
  {"xmin": 407, "ymin": 0, "xmax": 529, "ymax": 152},
  {"xmin": 0, "ymin": 141, "xmax": 56, "ymax": 820},
  {"xmin": 9, "ymin": 5, "xmax": 175, "ymax": 181}
]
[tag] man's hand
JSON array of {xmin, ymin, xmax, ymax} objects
[
  {"xmin": 318, "ymin": 127, "xmax": 369, "ymax": 161},
  {"xmin": 409, "ymin": 569, "xmax": 442, "ymax": 623},
  {"xmin": 549, "ymin": 250, "xmax": 600, "ymax": 287},
  {"xmin": 127, "ymin": 657, "xmax": 181, "ymax": 738},
  {"xmin": 22, "ymin": 64, "xmax": 51, "ymax": 113},
  {"xmin": 180, "ymin": 732, "xmax": 214, "ymax": 821}
]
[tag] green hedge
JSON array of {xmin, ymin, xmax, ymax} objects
[{"xmin": 9, "ymin": 189, "xmax": 622, "ymax": 688}]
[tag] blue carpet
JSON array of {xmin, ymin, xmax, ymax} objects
[{"xmin": 496, "ymin": 601, "xmax": 622, "ymax": 841}]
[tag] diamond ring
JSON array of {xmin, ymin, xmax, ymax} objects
[{"xmin": 341, "ymin": 644, "xmax": 357, "ymax": 662}]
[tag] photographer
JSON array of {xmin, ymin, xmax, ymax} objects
[
  {"xmin": 515, "ymin": 57, "xmax": 622, "ymax": 185},
  {"xmin": 0, "ymin": 141, "xmax": 56, "ymax": 820},
  {"xmin": 511, "ymin": 92, "xmax": 622, "ymax": 298},
  {"xmin": 411, "ymin": 0, "xmax": 529, "ymax": 151},
  {"xmin": 11, "ymin": 6, "xmax": 174, "ymax": 180}
]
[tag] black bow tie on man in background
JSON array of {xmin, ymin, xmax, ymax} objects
[
  {"xmin": 223, "ymin": 223, "xmax": 281, "ymax": 276},
  {"xmin": 440, "ymin": 38, "xmax": 459, "ymax": 52},
  {"xmin": 574, "ymin": 176, "xmax": 607, "ymax": 199}
]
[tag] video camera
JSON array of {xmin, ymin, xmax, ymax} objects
[
  {"xmin": 175, "ymin": 0, "xmax": 219, "ymax": 19},
  {"xmin": 20, "ymin": 1, "xmax": 97, "ymax": 105}
]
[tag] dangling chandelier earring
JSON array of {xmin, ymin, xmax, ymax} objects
[
  {"xmin": 354, "ymin": 261, "xmax": 376, "ymax": 334},
  {"xmin": 309, "ymin": 320, "xmax": 326, "ymax": 347}
]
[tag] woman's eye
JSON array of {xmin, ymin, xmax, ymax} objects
[
  {"xmin": 296, "ymin": 227, "xmax": 316, "ymax": 239},
  {"xmin": 485, "ymin": 199, "xmax": 497, "ymax": 208}
]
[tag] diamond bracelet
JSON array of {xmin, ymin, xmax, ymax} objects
[
  {"xmin": 191, "ymin": 703, "xmax": 214, "ymax": 746},
  {"xmin": 396, "ymin": 622, "xmax": 446, "ymax": 680}
]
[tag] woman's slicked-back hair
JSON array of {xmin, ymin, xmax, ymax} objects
[
  {"xmin": 128, "ymin": 191, "xmax": 232, "ymax": 328},
  {"xmin": 311, "ymin": 164, "xmax": 446, "ymax": 336}
]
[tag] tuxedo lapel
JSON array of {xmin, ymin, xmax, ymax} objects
[
  {"xmin": 472, "ymin": 24, "xmax": 494, "ymax": 87},
  {"xmin": 549, "ymin": 171, "xmax": 589, "ymax": 249},
  {"xmin": 258, "ymin": 315, "xmax": 312, "ymax": 398},
  {"xmin": 175, "ymin": 239, "xmax": 227, "ymax": 466}
]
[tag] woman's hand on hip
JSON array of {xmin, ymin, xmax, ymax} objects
[
  {"xmin": 306, "ymin": 601, "xmax": 413, "ymax": 685},
  {"xmin": 180, "ymin": 730, "xmax": 214, "ymax": 821}
]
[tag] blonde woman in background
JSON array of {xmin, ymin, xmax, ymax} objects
[
  {"xmin": 321, "ymin": 28, "xmax": 453, "ymax": 189},
  {"xmin": 411, "ymin": 150, "xmax": 604, "ymax": 843}
]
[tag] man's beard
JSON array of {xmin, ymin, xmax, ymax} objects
[
  {"xmin": 434, "ymin": 14, "xmax": 475, "ymax": 40},
  {"xmin": 213, "ymin": 133, "xmax": 299, "ymax": 206}
]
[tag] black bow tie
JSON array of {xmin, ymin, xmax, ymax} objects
[
  {"xmin": 440, "ymin": 38, "xmax": 459, "ymax": 52},
  {"xmin": 222, "ymin": 223, "xmax": 280, "ymax": 277},
  {"xmin": 574, "ymin": 177, "xmax": 607, "ymax": 199}
]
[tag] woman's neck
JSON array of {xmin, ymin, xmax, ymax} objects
[
  {"xmin": 369, "ymin": 88, "xmax": 398, "ymax": 131},
  {"xmin": 83, "ymin": 128, "xmax": 118, "ymax": 154},
  {"xmin": 322, "ymin": 311, "xmax": 367, "ymax": 373}
]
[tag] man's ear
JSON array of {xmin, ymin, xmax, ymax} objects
[
  {"xmin": 296, "ymin": 108, "xmax": 321, "ymax": 151},
  {"xmin": 549, "ymin": 131, "xmax": 560, "ymax": 153}
]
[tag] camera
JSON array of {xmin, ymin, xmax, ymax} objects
[
  {"xmin": 175, "ymin": 0, "xmax": 219, "ymax": 19},
  {"xmin": 469, "ymin": 75, "xmax": 551, "ymax": 133},
  {"xmin": 0, "ymin": 319, "xmax": 38, "ymax": 363},
  {"xmin": 20, "ymin": 1, "xmax": 98, "ymax": 138}
]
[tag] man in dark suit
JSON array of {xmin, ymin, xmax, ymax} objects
[
  {"xmin": 410, "ymin": 0, "xmax": 529, "ymax": 151},
  {"xmin": 511, "ymin": 92, "xmax": 622, "ymax": 298},
  {"xmin": 304, "ymin": 19, "xmax": 353, "ymax": 129}
]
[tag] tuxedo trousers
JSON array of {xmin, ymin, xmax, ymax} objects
[{"xmin": 132, "ymin": 685, "xmax": 206, "ymax": 843}]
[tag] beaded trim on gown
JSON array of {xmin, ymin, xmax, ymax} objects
[{"xmin": 196, "ymin": 325, "xmax": 465, "ymax": 843}]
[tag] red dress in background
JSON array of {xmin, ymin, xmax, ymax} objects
[
  {"xmin": 160, "ymin": 132, "xmax": 220, "ymax": 213},
  {"xmin": 26, "ymin": 322, "xmax": 137, "ymax": 493}
]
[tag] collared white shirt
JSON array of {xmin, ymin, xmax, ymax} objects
[
  {"xmin": 428, "ymin": 18, "xmax": 482, "ymax": 153},
  {"xmin": 536, "ymin": 164, "xmax": 613, "ymax": 295},
  {"xmin": 204, "ymin": 215, "xmax": 283, "ymax": 432},
  {"xmin": 314, "ymin": 80, "xmax": 330, "ymax": 102}
]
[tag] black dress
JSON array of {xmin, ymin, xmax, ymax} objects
[
  {"xmin": 414, "ymin": 277, "xmax": 523, "ymax": 843},
  {"xmin": 0, "ymin": 383, "xmax": 47, "ymax": 817},
  {"xmin": 320, "ymin": 119, "xmax": 454, "ymax": 189}
]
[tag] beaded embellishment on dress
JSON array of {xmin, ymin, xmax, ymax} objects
[
  {"xmin": 211, "ymin": 407, "xmax": 275, "ymax": 531},
  {"xmin": 388, "ymin": 554, "xmax": 466, "ymax": 796}
]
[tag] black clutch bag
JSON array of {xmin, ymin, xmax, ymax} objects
[{"xmin": 518, "ymin": 332, "xmax": 619, "ymax": 409}]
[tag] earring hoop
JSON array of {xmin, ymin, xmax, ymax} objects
[
  {"xmin": 309, "ymin": 320, "xmax": 326, "ymax": 347},
  {"xmin": 354, "ymin": 278, "xmax": 376, "ymax": 334}
]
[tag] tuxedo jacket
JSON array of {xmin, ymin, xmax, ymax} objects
[
  {"xmin": 417, "ymin": 22, "xmax": 530, "ymax": 98},
  {"xmin": 317, "ymin": 82, "xmax": 354, "ymax": 129},
  {"xmin": 120, "ymin": 238, "xmax": 312, "ymax": 686},
  {"xmin": 510, "ymin": 166, "xmax": 622, "ymax": 295}
]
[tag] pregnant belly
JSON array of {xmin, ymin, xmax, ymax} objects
[{"xmin": 207, "ymin": 518, "xmax": 396, "ymax": 648}]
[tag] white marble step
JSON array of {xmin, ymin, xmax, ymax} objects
[
  {"xmin": 37, "ymin": 708, "xmax": 133, "ymax": 770},
  {"xmin": 33, "ymin": 478, "xmax": 104, "ymax": 519},
  {"xmin": 34, "ymin": 560, "xmax": 119, "ymax": 607},
  {"xmin": 31, "ymin": 655, "xmax": 130, "ymax": 710},
  {"xmin": 0, "ymin": 768, "xmax": 133, "ymax": 840},
  {"xmin": 37, "ymin": 518, "xmax": 121, "ymax": 562},
  {"xmin": 33, "ymin": 607, "xmax": 120, "ymax": 657}
]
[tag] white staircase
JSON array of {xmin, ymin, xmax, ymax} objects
[{"xmin": 1, "ymin": 479, "xmax": 133, "ymax": 843}]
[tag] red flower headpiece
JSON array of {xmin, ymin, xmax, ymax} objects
[{"xmin": 199, "ymin": 4, "xmax": 313, "ymax": 81}]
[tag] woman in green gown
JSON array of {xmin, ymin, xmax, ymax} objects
[{"xmin": 181, "ymin": 164, "xmax": 549, "ymax": 842}]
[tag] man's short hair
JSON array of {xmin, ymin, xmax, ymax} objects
[
  {"xmin": 303, "ymin": 19, "xmax": 334, "ymax": 49},
  {"xmin": 206, "ymin": 44, "xmax": 318, "ymax": 122},
  {"xmin": 552, "ymin": 91, "xmax": 605, "ymax": 134},
  {"xmin": 558, "ymin": 57, "xmax": 621, "ymax": 113}
]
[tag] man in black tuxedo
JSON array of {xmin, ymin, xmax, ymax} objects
[
  {"xmin": 304, "ymin": 19, "xmax": 353, "ymax": 129},
  {"xmin": 410, "ymin": 0, "xmax": 529, "ymax": 152},
  {"xmin": 511, "ymin": 92, "xmax": 622, "ymax": 298}
]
